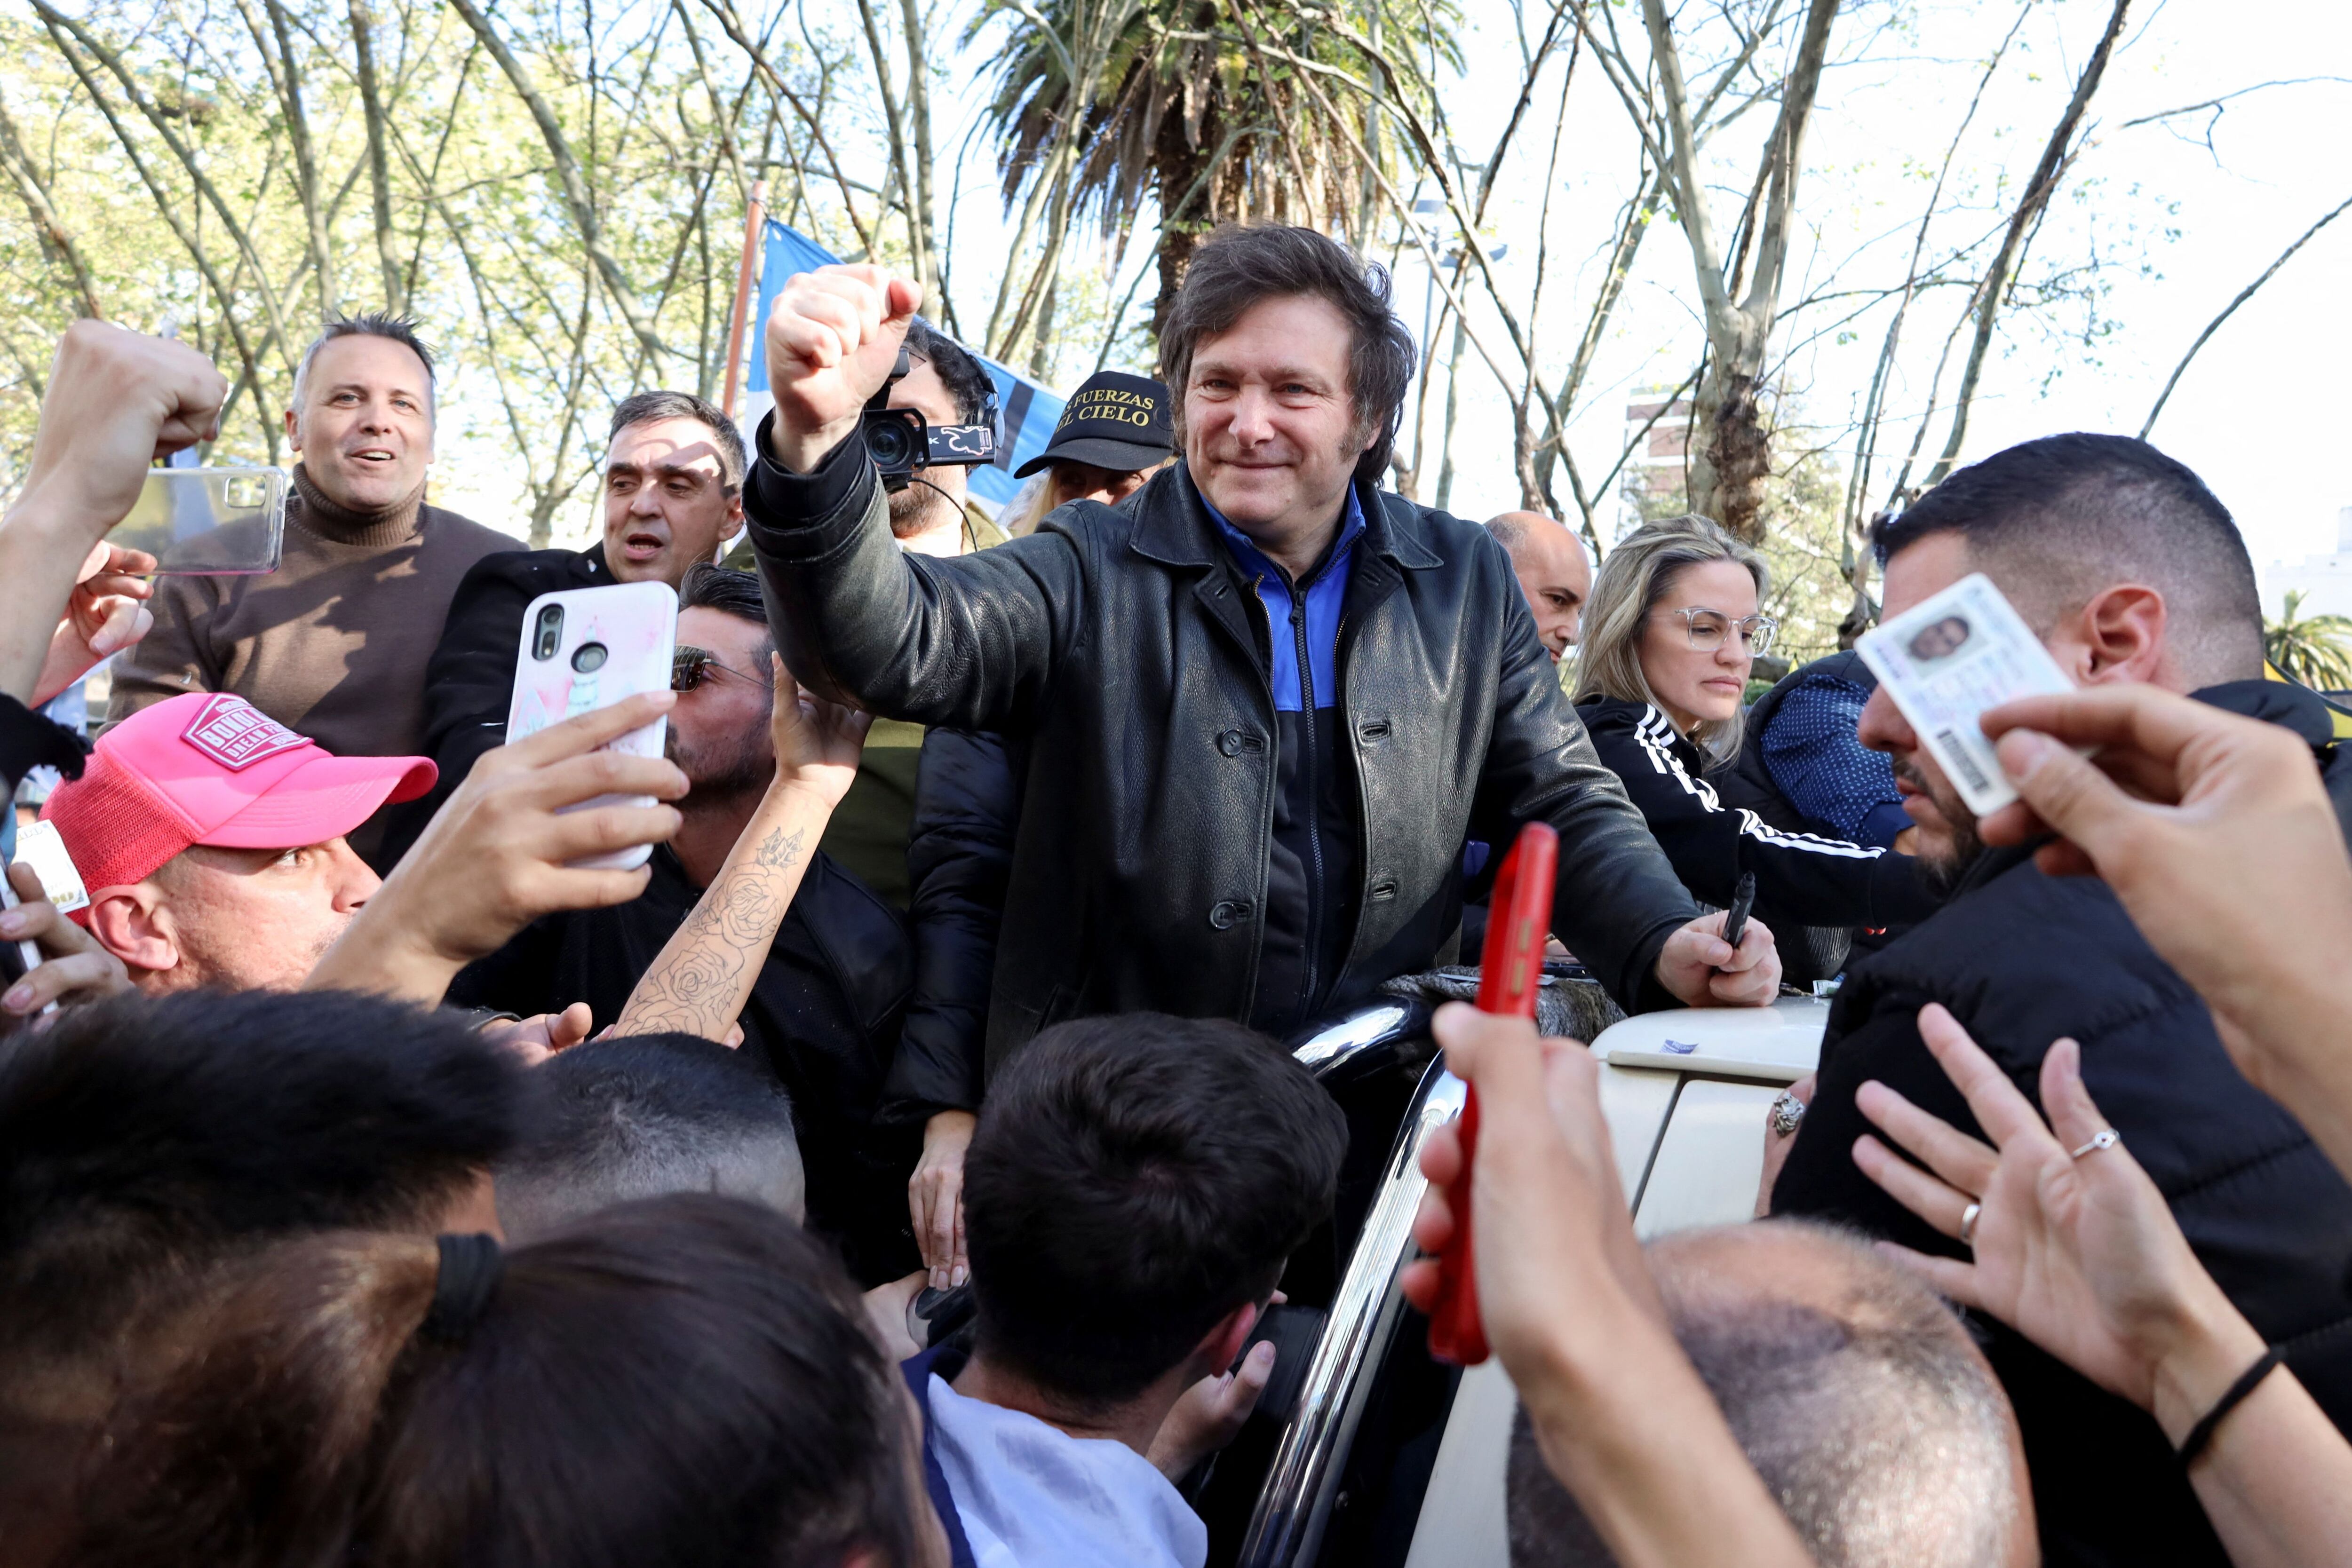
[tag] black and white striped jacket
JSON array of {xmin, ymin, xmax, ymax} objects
[{"xmin": 1576, "ymin": 696, "xmax": 1940, "ymax": 932}]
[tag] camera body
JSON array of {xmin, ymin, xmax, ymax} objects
[{"xmin": 859, "ymin": 343, "xmax": 1000, "ymax": 492}]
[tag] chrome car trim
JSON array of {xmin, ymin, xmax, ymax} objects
[
  {"xmin": 1239, "ymin": 1054, "xmax": 1466, "ymax": 1568},
  {"xmin": 1288, "ymin": 1000, "xmax": 1418, "ymax": 1077}
]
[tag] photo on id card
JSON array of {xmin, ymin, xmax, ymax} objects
[{"xmin": 1855, "ymin": 572, "xmax": 2073, "ymax": 816}]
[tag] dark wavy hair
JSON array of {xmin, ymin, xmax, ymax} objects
[{"xmin": 1157, "ymin": 224, "xmax": 1418, "ymax": 483}]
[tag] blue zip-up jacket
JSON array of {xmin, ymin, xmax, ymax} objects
[{"xmin": 1204, "ymin": 490, "xmax": 1366, "ymax": 1033}]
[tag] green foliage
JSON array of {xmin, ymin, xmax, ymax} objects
[{"xmin": 2266, "ymin": 590, "xmax": 2352, "ymax": 694}]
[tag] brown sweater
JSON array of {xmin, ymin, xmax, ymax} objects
[{"xmin": 107, "ymin": 466, "xmax": 520, "ymax": 767}]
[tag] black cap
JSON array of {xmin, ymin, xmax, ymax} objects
[{"xmin": 1014, "ymin": 371, "xmax": 1176, "ymax": 478}]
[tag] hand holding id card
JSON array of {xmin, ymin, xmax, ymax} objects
[{"xmin": 1857, "ymin": 573, "xmax": 2073, "ymax": 816}]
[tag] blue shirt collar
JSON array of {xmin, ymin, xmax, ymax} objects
[{"xmin": 1202, "ymin": 483, "xmax": 1366, "ymax": 589}]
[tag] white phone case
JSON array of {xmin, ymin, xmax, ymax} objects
[{"xmin": 506, "ymin": 580, "xmax": 678, "ymax": 871}]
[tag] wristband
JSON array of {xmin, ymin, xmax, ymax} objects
[{"xmin": 2176, "ymin": 1347, "xmax": 2280, "ymax": 1466}]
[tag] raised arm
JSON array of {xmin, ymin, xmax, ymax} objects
[
  {"xmin": 743, "ymin": 265, "xmax": 1075, "ymax": 732},
  {"xmin": 613, "ymin": 658, "xmax": 870, "ymax": 1042}
]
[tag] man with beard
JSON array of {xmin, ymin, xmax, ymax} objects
[
  {"xmin": 1766, "ymin": 433, "xmax": 2352, "ymax": 1568},
  {"xmin": 446, "ymin": 564, "xmax": 918, "ymax": 1282},
  {"xmin": 393, "ymin": 389, "xmax": 747, "ymax": 867}
]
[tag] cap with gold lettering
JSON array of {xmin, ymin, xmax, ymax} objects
[{"xmin": 1014, "ymin": 370, "xmax": 1176, "ymax": 478}]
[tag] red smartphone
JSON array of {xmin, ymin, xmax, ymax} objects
[{"xmin": 1428, "ymin": 820, "xmax": 1558, "ymax": 1366}]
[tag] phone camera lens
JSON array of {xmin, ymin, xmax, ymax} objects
[
  {"xmin": 533, "ymin": 605, "xmax": 564, "ymax": 660},
  {"xmin": 571, "ymin": 641, "xmax": 609, "ymax": 674}
]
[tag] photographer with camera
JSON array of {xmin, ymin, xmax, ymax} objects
[{"xmin": 745, "ymin": 228, "xmax": 1778, "ymax": 1091}]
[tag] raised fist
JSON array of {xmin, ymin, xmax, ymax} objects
[
  {"xmin": 24, "ymin": 321, "xmax": 227, "ymax": 542},
  {"xmin": 760, "ymin": 264, "xmax": 924, "ymax": 474}
]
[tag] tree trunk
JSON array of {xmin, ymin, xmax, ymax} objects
[
  {"xmin": 1151, "ymin": 103, "xmax": 1212, "ymax": 341},
  {"xmin": 348, "ymin": 0, "xmax": 404, "ymax": 313}
]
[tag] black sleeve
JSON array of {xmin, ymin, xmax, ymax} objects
[
  {"xmin": 373, "ymin": 549, "xmax": 532, "ymax": 868},
  {"xmin": 1468, "ymin": 591, "xmax": 1700, "ymax": 1014},
  {"xmin": 879, "ymin": 728, "xmax": 1020, "ymax": 1122},
  {"xmin": 0, "ymin": 694, "xmax": 85, "ymax": 795},
  {"xmin": 1594, "ymin": 708, "xmax": 1938, "ymax": 929},
  {"xmin": 742, "ymin": 414, "xmax": 1081, "ymax": 734}
]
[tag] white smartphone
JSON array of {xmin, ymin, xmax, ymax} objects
[{"xmin": 506, "ymin": 580, "xmax": 678, "ymax": 871}]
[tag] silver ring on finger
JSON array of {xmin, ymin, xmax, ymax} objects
[
  {"xmin": 2071, "ymin": 1127, "xmax": 2121, "ymax": 1160},
  {"xmin": 1959, "ymin": 1202, "xmax": 1981, "ymax": 1247},
  {"xmin": 1769, "ymin": 1089, "xmax": 1807, "ymax": 1138}
]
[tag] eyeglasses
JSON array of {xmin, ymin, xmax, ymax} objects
[
  {"xmin": 671, "ymin": 645, "xmax": 763, "ymax": 693},
  {"xmin": 1667, "ymin": 607, "xmax": 1778, "ymax": 657}
]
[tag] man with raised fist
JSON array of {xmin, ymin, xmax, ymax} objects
[{"xmin": 741, "ymin": 225, "xmax": 1779, "ymax": 1081}]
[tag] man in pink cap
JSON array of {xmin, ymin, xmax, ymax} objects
[{"xmin": 42, "ymin": 691, "xmax": 436, "ymax": 994}]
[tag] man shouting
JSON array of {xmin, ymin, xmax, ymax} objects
[{"xmin": 745, "ymin": 225, "xmax": 1775, "ymax": 1075}]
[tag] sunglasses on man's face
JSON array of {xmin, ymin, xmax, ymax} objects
[{"xmin": 671, "ymin": 645, "xmax": 763, "ymax": 693}]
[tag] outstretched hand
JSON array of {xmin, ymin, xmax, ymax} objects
[
  {"xmin": 761, "ymin": 264, "xmax": 924, "ymax": 473},
  {"xmin": 1851, "ymin": 1003, "xmax": 2262, "ymax": 1437},
  {"xmin": 769, "ymin": 653, "xmax": 872, "ymax": 808},
  {"xmin": 35, "ymin": 541, "xmax": 158, "ymax": 706},
  {"xmin": 306, "ymin": 692, "xmax": 686, "ymax": 1004}
]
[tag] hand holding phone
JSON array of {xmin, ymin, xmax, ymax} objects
[
  {"xmin": 1429, "ymin": 820, "xmax": 1559, "ymax": 1366},
  {"xmin": 507, "ymin": 581, "xmax": 679, "ymax": 871}
]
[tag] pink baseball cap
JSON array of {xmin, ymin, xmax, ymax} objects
[{"xmin": 41, "ymin": 692, "xmax": 436, "ymax": 902}]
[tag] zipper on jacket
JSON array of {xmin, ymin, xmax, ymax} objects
[{"xmin": 1289, "ymin": 583, "xmax": 1326, "ymax": 1027}]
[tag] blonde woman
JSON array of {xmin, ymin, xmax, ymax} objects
[{"xmin": 1573, "ymin": 515, "xmax": 1936, "ymax": 955}]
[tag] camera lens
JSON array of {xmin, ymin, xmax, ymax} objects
[
  {"xmin": 533, "ymin": 605, "xmax": 564, "ymax": 660},
  {"xmin": 571, "ymin": 641, "xmax": 609, "ymax": 674},
  {"xmin": 868, "ymin": 418, "xmax": 914, "ymax": 469}
]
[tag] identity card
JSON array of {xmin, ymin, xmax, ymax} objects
[{"xmin": 1855, "ymin": 572, "xmax": 2073, "ymax": 816}]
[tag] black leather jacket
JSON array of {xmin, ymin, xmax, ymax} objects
[{"xmin": 743, "ymin": 425, "xmax": 1702, "ymax": 1069}]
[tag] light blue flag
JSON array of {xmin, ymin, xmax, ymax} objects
[{"xmin": 739, "ymin": 220, "xmax": 1064, "ymax": 510}]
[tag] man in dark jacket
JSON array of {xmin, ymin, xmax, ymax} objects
[
  {"xmin": 388, "ymin": 389, "xmax": 745, "ymax": 861},
  {"xmin": 1768, "ymin": 433, "xmax": 2352, "ymax": 1567},
  {"xmin": 746, "ymin": 224, "xmax": 1779, "ymax": 1079},
  {"xmin": 447, "ymin": 564, "xmax": 914, "ymax": 1282}
]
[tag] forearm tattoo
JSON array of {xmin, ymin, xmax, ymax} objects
[{"xmin": 614, "ymin": 823, "xmax": 808, "ymax": 1041}]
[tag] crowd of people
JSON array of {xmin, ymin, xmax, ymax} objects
[{"xmin": 0, "ymin": 215, "xmax": 2345, "ymax": 1568}]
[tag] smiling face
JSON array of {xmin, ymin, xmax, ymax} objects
[
  {"xmin": 1182, "ymin": 293, "xmax": 1374, "ymax": 570},
  {"xmin": 1637, "ymin": 559, "xmax": 1759, "ymax": 734},
  {"xmin": 286, "ymin": 334, "xmax": 435, "ymax": 512},
  {"xmin": 601, "ymin": 416, "xmax": 743, "ymax": 587}
]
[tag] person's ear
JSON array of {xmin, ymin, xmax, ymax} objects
[
  {"xmin": 2067, "ymin": 584, "xmax": 2168, "ymax": 686},
  {"xmin": 283, "ymin": 403, "xmax": 302, "ymax": 453},
  {"xmin": 724, "ymin": 487, "xmax": 746, "ymax": 534},
  {"xmin": 85, "ymin": 885, "xmax": 177, "ymax": 975},
  {"xmin": 1192, "ymin": 1298, "xmax": 1264, "ymax": 1383}
]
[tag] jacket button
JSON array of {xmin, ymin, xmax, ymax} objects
[
  {"xmin": 1209, "ymin": 900, "xmax": 1251, "ymax": 930},
  {"xmin": 1218, "ymin": 729, "xmax": 1243, "ymax": 757}
]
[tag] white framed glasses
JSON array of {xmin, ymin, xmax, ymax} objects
[{"xmin": 1668, "ymin": 607, "xmax": 1778, "ymax": 656}]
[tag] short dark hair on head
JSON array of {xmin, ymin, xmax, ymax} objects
[
  {"xmin": 905, "ymin": 317, "xmax": 995, "ymax": 428},
  {"xmin": 0, "ymin": 990, "xmax": 520, "ymax": 1398},
  {"xmin": 679, "ymin": 562, "xmax": 769, "ymax": 626},
  {"xmin": 495, "ymin": 1034, "xmax": 804, "ymax": 1242},
  {"xmin": 1507, "ymin": 1221, "xmax": 2023, "ymax": 1568},
  {"xmin": 75, "ymin": 1195, "xmax": 925, "ymax": 1568},
  {"xmin": 1159, "ymin": 224, "xmax": 1418, "ymax": 483},
  {"xmin": 1871, "ymin": 433, "xmax": 2262, "ymax": 685},
  {"xmin": 962, "ymin": 1012, "xmax": 1346, "ymax": 1409},
  {"xmin": 295, "ymin": 312, "xmax": 437, "ymax": 409},
  {"xmin": 608, "ymin": 389, "xmax": 748, "ymax": 492}
]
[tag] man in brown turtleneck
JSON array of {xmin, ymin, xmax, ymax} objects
[{"xmin": 106, "ymin": 315, "xmax": 519, "ymax": 861}]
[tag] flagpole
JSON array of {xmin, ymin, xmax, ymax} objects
[{"xmin": 720, "ymin": 178, "xmax": 768, "ymax": 419}]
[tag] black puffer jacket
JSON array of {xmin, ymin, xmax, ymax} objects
[
  {"xmin": 1771, "ymin": 678, "xmax": 2352, "ymax": 1568},
  {"xmin": 744, "ymin": 425, "xmax": 1703, "ymax": 1068}
]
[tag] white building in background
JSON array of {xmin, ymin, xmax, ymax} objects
[{"xmin": 2261, "ymin": 507, "xmax": 2352, "ymax": 617}]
